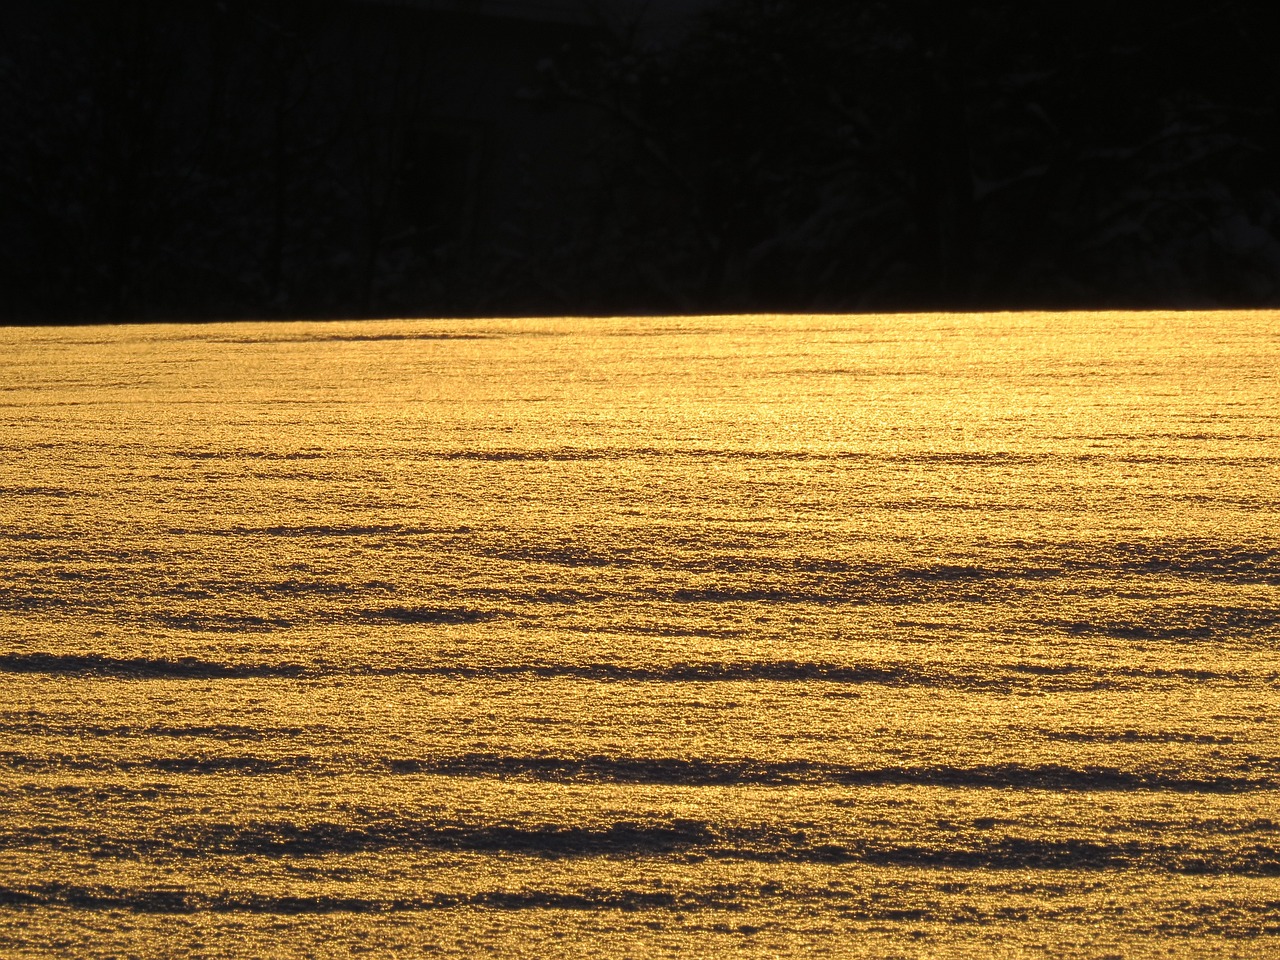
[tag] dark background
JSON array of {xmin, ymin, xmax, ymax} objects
[{"xmin": 3, "ymin": 0, "xmax": 1277, "ymax": 322}]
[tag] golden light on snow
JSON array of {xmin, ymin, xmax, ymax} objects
[{"xmin": 0, "ymin": 313, "xmax": 1277, "ymax": 957}]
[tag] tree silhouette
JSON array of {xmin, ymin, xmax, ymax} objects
[{"xmin": 1, "ymin": 0, "xmax": 1276, "ymax": 320}]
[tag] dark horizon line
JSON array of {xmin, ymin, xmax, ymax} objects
[{"xmin": 4, "ymin": 302, "xmax": 1277, "ymax": 326}]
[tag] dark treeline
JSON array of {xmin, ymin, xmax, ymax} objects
[{"xmin": 3, "ymin": 0, "xmax": 1277, "ymax": 322}]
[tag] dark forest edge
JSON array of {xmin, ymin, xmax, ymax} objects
[{"xmin": 3, "ymin": 0, "xmax": 1277, "ymax": 323}]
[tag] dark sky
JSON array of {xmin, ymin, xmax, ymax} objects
[{"xmin": 2, "ymin": 0, "xmax": 1276, "ymax": 322}]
